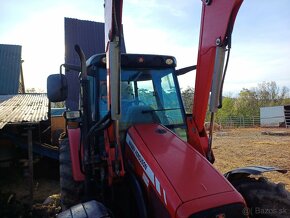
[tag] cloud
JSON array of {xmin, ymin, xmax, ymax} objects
[{"xmin": 1, "ymin": 0, "xmax": 289, "ymax": 94}]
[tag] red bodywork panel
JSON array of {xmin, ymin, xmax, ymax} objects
[
  {"xmin": 126, "ymin": 124, "xmax": 245, "ymax": 217},
  {"xmin": 176, "ymin": 191, "xmax": 245, "ymax": 218},
  {"xmin": 104, "ymin": 0, "xmax": 125, "ymax": 183},
  {"xmin": 185, "ymin": 0, "xmax": 243, "ymax": 161},
  {"xmin": 105, "ymin": 0, "xmax": 123, "ymax": 46},
  {"xmin": 67, "ymin": 128, "xmax": 84, "ymax": 181},
  {"xmin": 193, "ymin": 0, "xmax": 243, "ymax": 132}
]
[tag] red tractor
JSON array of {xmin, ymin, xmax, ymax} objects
[{"xmin": 47, "ymin": 0, "xmax": 290, "ymax": 217}]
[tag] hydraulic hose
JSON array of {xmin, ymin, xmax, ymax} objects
[{"xmin": 87, "ymin": 111, "xmax": 112, "ymax": 138}]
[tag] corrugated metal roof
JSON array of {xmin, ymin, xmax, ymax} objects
[
  {"xmin": 64, "ymin": 18, "xmax": 126, "ymax": 110},
  {"xmin": 0, "ymin": 94, "xmax": 48, "ymax": 129},
  {"xmin": 0, "ymin": 44, "xmax": 22, "ymax": 95}
]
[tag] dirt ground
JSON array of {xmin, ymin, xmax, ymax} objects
[
  {"xmin": 0, "ymin": 158, "xmax": 60, "ymax": 217},
  {"xmin": 0, "ymin": 127, "xmax": 289, "ymax": 217},
  {"xmin": 212, "ymin": 127, "xmax": 290, "ymax": 191}
]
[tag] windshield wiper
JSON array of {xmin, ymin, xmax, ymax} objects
[{"xmin": 141, "ymin": 108, "xmax": 181, "ymax": 113}]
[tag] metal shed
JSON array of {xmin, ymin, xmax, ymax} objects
[
  {"xmin": 260, "ymin": 105, "xmax": 290, "ymax": 128},
  {"xmin": 0, "ymin": 94, "xmax": 48, "ymax": 129},
  {"xmin": 64, "ymin": 18, "xmax": 126, "ymax": 110},
  {"xmin": 0, "ymin": 44, "xmax": 22, "ymax": 94},
  {"xmin": 0, "ymin": 94, "xmax": 60, "ymax": 160}
]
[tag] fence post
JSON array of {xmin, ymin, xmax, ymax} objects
[{"xmin": 242, "ymin": 116, "xmax": 244, "ymax": 127}]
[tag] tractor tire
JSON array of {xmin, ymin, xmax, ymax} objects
[
  {"xmin": 230, "ymin": 177, "xmax": 290, "ymax": 218},
  {"xmin": 59, "ymin": 138, "xmax": 84, "ymax": 210},
  {"xmin": 57, "ymin": 200, "xmax": 111, "ymax": 218}
]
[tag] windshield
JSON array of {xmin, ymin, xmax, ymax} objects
[{"xmin": 94, "ymin": 67, "xmax": 187, "ymax": 139}]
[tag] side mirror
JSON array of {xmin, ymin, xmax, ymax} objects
[{"xmin": 47, "ymin": 74, "xmax": 68, "ymax": 102}]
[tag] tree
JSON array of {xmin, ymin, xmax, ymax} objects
[
  {"xmin": 215, "ymin": 97, "xmax": 237, "ymax": 120},
  {"xmin": 234, "ymin": 88, "xmax": 259, "ymax": 117},
  {"xmin": 181, "ymin": 86, "xmax": 194, "ymax": 113},
  {"xmin": 255, "ymin": 81, "xmax": 289, "ymax": 107},
  {"xmin": 25, "ymin": 87, "xmax": 45, "ymax": 93},
  {"xmin": 25, "ymin": 87, "xmax": 36, "ymax": 93},
  {"xmin": 181, "ymin": 82, "xmax": 290, "ymax": 120}
]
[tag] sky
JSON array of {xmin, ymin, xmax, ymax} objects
[{"xmin": 1, "ymin": 0, "xmax": 290, "ymax": 95}]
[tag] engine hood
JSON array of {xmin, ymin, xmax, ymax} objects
[{"xmin": 127, "ymin": 124, "xmax": 236, "ymax": 203}]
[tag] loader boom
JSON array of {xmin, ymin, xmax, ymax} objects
[
  {"xmin": 105, "ymin": 0, "xmax": 123, "ymax": 120},
  {"xmin": 187, "ymin": 0, "xmax": 243, "ymax": 161},
  {"xmin": 193, "ymin": 0, "xmax": 243, "ymax": 131},
  {"xmin": 104, "ymin": 0, "xmax": 125, "ymax": 183}
]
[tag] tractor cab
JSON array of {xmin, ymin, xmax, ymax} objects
[{"xmin": 86, "ymin": 53, "xmax": 187, "ymax": 140}]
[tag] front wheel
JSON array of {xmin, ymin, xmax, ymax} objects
[{"xmin": 230, "ymin": 177, "xmax": 290, "ymax": 218}]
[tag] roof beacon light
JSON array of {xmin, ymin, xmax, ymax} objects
[{"xmin": 138, "ymin": 57, "xmax": 144, "ymax": 63}]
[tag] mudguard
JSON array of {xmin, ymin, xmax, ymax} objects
[
  {"xmin": 225, "ymin": 166, "xmax": 287, "ymax": 180},
  {"xmin": 67, "ymin": 128, "xmax": 85, "ymax": 181},
  {"xmin": 57, "ymin": 200, "xmax": 110, "ymax": 218}
]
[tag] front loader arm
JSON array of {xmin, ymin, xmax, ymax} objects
[
  {"xmin": 187, "ymin": 0, "xmax": 243, "ymax": 161},
  {"xmin": 104, "ymin": 0, "xmax": 125, "ymax": 183},
  {"xmin": 105, "ymin": 0, "xmax": 123, "ymax": 120}
]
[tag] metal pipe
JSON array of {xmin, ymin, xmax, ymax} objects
[
  {"xmin": 27, "ymin": 128, "xmax": 34, "ymax": 207},
  {"xmin": 207, "ymin": 112, "xmax": 215, "ymax": 162}
]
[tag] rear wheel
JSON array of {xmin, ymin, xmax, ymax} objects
[
  {"xmin": 230, "ymin": 177, "xmax": 290, "ymax": 218},
  {"xmin": 59, "ymin": 138, "xmax": 83, "ymax": 209}
]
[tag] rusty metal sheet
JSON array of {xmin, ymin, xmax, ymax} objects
[{"xmin": 0, "ymin": 94, "xmax": 48, "ymax": 129}]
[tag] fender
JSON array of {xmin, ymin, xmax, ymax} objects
[
  {"xmin": 127, "ymin": 170, "xmax": 148, "ymax": 218},
  {"xmin": 67, "ymin": 127, "xmax": 85, "ymax": 181},
  {"xmin": 225, "ymin": 166, "xmax": 287, "ymax": 180}
]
